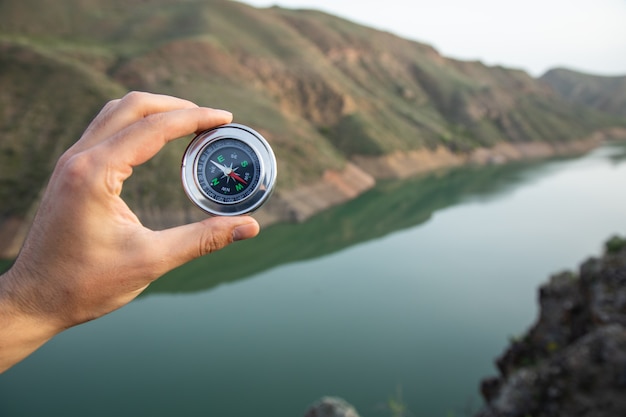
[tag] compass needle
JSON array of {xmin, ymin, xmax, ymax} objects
[
  {"xmin": 210, "ymin": 159, "xmax": 229, "ymax": 174},
  {"xmin": 229, "ymin": 171, "xmax": 248, "ymax": 185}
]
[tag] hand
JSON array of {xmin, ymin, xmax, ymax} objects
[{"xmin": 0, "ymin": 92, "xmax": 260, "ymax": 372}]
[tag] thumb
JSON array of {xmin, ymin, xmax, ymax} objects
[{"xmin": 152, "ymin": 216, "xmax": 260, "ymax": 275}]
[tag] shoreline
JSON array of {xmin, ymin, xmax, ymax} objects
[
  {"xmin": 2, "ymin": 127, "xmax": 626, "ymax": 259},
  {"xmin": 254, "ymin": 126, "xmax": 626, "ymax": 226}
]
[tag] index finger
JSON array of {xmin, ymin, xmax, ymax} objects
[
  {"xmin": 97, "ymin": 106, "xmax": 233, "ymax": 173},
  {"xmin": 67, "ymin": 92, "xmax": 200, "ymax": 156}
]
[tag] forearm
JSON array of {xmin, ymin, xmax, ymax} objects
[{"xmin": 0, "ymin": 268, "xmax": 63, "ymax": 373}]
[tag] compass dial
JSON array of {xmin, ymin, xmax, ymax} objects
[
  {"xmin": 196, "ymin": 139, "xmax": 261, "ymax": 203},
  {"xmin": 181, "ymin": 124, "xmax": 277, "ymax": 216}
]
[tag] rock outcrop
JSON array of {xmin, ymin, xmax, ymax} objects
[
  {"xmin": 304, "ymin": 397, "xmax": 362, "ymax": 417},
  {"xmin": 476, "ymin": 236, "xmax": 626, "ymax": 417}
]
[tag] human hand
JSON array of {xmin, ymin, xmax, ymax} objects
[{"xmin": 0, "ymin": 92, "xmax": 260, "ymax": 371}]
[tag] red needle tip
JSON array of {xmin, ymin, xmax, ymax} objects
[{"xmin": 229, "ymin": 172, "xmax": 247, "ymax": 185}]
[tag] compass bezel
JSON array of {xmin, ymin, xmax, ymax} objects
[{"xmin": 181, "ymin": 123, "xmax": 277, "ymax": 216}]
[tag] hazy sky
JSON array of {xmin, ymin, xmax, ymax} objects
[{"xmin": 238, "ymin": 0, "xmax": 626, "ymax": 77}]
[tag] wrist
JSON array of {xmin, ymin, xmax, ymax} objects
[{"xmin": 0, "ymin": 265, "xmax": 65, "ymax": 372}]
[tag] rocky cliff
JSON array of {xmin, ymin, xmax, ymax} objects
[
  {"xmin": 302, "ymin": 237, "xmax": 626, "ymax": 417},
  {"xmin": 476, "ymin": 236, "xmax": 626, "ymax": 417}
]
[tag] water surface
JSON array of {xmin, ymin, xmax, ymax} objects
[{"xmin": 2, "ymin": 142, "xmax": 626, "ymax": 417}]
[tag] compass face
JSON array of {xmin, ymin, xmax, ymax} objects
[
  {"xmin": 181, "ymin": 123, "xmax": 277, "ymax": 216},
  {"xmin": 196, "ymin": 139, "xmax": 261, "ymax": 204}
]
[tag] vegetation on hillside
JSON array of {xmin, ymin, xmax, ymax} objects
[
  {"xmin": 0, "ymin": 0, "xmax": 624, "ymax": 233},
  {"xmin": 0, "ymin": 40, "xmax": 125, "ymax": 218}
]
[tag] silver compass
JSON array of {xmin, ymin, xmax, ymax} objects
[{"xmin": 181, "ymin": 124, "xmax": 277, "ymax": 216}]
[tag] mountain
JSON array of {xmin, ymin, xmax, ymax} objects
[
  {"xmin": 541, "ymin": 68, "xmax": 626, "ymax": 117},
  {"xmin": 1, "ymin": 0, "xmax": 625, "ymax": 258}
]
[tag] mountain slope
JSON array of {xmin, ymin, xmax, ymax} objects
[
  {"xmin": 0, "ymin": 39, "xmax": 127, "ymax": 255},
  {"xmin": 1, "ymin": 0, "xmax": 625, "ymax": 258}
]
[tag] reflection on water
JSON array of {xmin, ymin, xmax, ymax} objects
[
  {"xmin": 147, "ymin": 159, "xmax": 549, "ymax": 295},
  {"xmin": 608, "ymin": 143, "xmax": 626, "ymax": 163},
  {"xmin": 0, "ymin": 259, "xmax": 12, "ymax": 273}
]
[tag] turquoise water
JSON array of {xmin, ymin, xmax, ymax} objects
[{"xmin": 2, "ymin": 142, "xmax": 626, "ymax": 416}]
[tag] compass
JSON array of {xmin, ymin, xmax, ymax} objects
[{"xmin": 181, "ymin": 123, "xmax": 277, "ymax": 216}]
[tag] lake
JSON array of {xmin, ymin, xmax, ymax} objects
[{"xmin": 2, "ymin": 142, "xmax": 626, "ymax": 417}]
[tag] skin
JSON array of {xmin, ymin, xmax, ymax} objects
[{"xmin": 0, "ymin": 92, "xmax": 260, "ymax": 373}]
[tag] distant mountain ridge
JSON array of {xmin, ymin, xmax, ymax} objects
[
  {"xmin": 541, "ymin": 68, "xmax": 626, "ymax": 117},
  {"xmin": 1, "ymin": 0, "xmax": 625, "ymax": 257}
]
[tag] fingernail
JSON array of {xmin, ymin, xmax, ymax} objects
[{"xmin": 233, "ymin": 222, "xmax": 259, "ymax": 241}]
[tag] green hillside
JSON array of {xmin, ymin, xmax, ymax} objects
[
  {"xmin": 0, "ymin": 0, "xmax": 624, "ymax": 255},
  {"xmin": 0, "ymin": 40, "xmax": 125, "ymax": 216}
]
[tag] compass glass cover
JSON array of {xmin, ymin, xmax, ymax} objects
[{"xmin": 196, "ymin": 138, "xmax": 261, "ymax": 204}]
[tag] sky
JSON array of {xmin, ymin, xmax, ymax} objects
[{"xmin": 238, "ymin": 0, "xmax": 626, "ymax": 77}]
